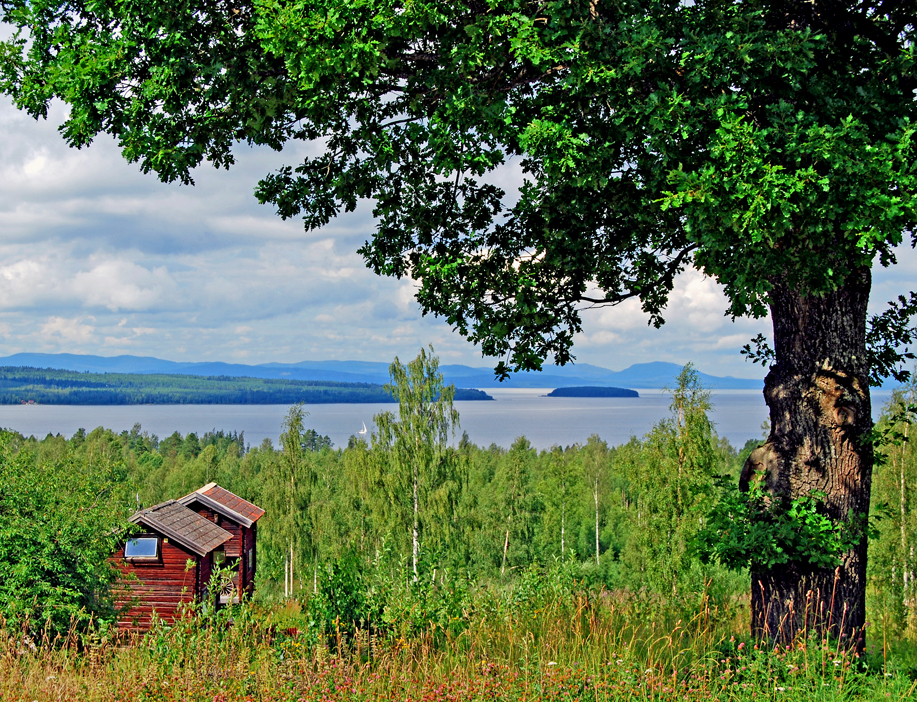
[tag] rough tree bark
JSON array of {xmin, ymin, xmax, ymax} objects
[{"xmin": 740, "ymin": 268, "xmax": 872, "ymax": 644}]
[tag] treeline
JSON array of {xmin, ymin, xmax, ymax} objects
[
  {"xmin": 0, "ymin": 366, "xmax": 492, "ymax": 404},
  {"xmin": 4, "ymin": 353, "xmax": 917, "ymax": 642}
]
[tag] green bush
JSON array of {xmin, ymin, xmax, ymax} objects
[
  {"xmin": 0, "ymin": 432, "xmax": 130, "ymax": 637},
  {"xmin": 695, "ymin": 478, "xmax": 864, "ymax": 571}
]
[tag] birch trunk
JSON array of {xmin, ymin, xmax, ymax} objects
[
  {"xmin": 501, "ymin": 527, "xmax": 510, "ymax": 576},
  {"xmin": 594, "ymin": 475, "xmax": 600, "ymax": 567},
  {"xmin": 412, "ymin": 460, "xmax": 419, "ymax": 579}
]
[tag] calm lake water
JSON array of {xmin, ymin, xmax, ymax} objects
[{"xmin": 0, "ymin": 388, "xmax": 897, "ymax": 451}]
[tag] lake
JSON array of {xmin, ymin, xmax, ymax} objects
[{"xmin": 0, "ymin": 388, "xmax": 897, "ymax": 451}]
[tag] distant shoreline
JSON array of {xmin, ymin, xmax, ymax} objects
[
  {"xmin": 0, "ymin": 366, "xmax": 494, "ymax": 405},
  {"xmin": 545, "ymin": 386, "xmax": 640, "ymax": 398}
]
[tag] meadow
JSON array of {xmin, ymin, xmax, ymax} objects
[{"xmin": 3, "ymin": 570, "xmax": 915, "ymax": 702}]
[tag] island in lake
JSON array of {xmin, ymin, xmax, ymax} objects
[{"xmin": 546, "ymin": 386, "xmax": 639, "ymax": 398}]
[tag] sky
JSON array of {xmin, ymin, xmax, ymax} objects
[{"xmin": 0, "ymin": 96, "xmax": 914, "ymax": 379}]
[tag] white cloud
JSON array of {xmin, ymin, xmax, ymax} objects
[
  {"xmin": 41, "ymin": 316, "xmax": 96, "ymax": 344},
  {"xmin": 71, "ymin": 259, "xmax": 173, "ymax": 311}
]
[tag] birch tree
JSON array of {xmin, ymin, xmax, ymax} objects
[
  {"xmin": 371, "ymin": 347, "xmax": 461, "ymax": 577},
  {"xmin": 492, "ymin": 437, "xmax": 538, "ymax": 576},
  {"xmin": 538, "ymin": 446, "xmax": 581, "ymax": 561},
  {"xmin": 262, "ymin": 404, "xmax": 315, "ymax": 597},
  {"xmin": 581, "ymin": 435, "xmax": 610, "ymax": 568}
]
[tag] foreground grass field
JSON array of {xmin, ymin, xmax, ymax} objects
[{"xmin": 3, "ymin": 588, "xmax": 916, "ymax": 702}]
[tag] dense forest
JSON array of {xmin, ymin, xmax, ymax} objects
[
  {"xmin": 4, "ymin": 357, "xmax": 917, "ymax": 648},
  {"xmin": 0, "ymin": 366, "xmax": 492, "ymax": 404}
]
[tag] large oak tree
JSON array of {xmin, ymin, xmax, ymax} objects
[{"xmin": 2, "ymin": 0, "xmax": 916, "ymax": 640}]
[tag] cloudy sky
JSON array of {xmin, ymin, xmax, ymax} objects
[{"xmin": 0, "ymin": 96, "xmax": 913, "ymax": 379}]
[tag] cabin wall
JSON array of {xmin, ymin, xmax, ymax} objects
[
  {"xmin": 244, "ymin": 523, "xmax": 257, "ymax": 595},
  {"xmin": 198, "ymin": 550, "xmax": 213, "ymax": 597},
  {"xmin": 112, "ymin": 540, "xmax": 200, "ymax": 631},
  {"xmin": 220, "ymin": 520, "xmax": 243, "ymax": 558}
]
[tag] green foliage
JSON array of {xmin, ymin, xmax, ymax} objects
[
  {"xmin": 868, "ymin": 384, "xmax": 917, "ymax": 640},
  {"xmin": 696, "ymin": 480, "xmax": 864, "ymax": 571},
  {"xmin": 489, "ymin": 437, "xmax": 539, "ymax": 575},
  {"xmin": 617, "ymin": 364, "xmax": 722, "ymax": 595},
  {"xmin": 307, "ymin": 552, "xmax": 366, "ymax": 636},
  {"xmin": 0, "ymin": 432, "xmax": 131, "ymax": 637}
]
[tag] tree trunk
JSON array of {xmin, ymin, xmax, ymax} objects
[
  {"xmin": 740, "ymin": 269, "xmax": 872, "ymax": 645},
  {"xmin": 595, "ymin": 476, "xmax": 600, "ymax": 567},
  {"xmin": 412, "ymin": 461, "xmax": 419, "ymax": 579},
  {"xmin": 501, "ymin": 526, "xmax": 510, "ymax": 576}
]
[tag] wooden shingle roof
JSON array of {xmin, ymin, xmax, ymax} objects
[
  {"xmin": 130, "ymin": 500, "xmax": 232, "ymax": 557},
  {"xmin": 179, "ymin": 482, "xmax": 265, "ymax": 528}
]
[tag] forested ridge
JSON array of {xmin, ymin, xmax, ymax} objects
[{"xmin": 0, "ymin": 366, "xmax": 492, "ymax": 404}]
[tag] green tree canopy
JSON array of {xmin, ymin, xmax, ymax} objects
[
  {"xmin": 0, "ymin": 432, "xmax": 131, "ymax": 637},
  {"xmin": 1, "ymin": 1, "xmax": 913, "ymax": 372},
  {"xmin": 3, "ymin": 0, "xmax": 915, "ymax": 642}
]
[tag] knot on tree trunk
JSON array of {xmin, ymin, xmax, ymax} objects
[
  {"xmin": 808, "ymin": 366, "xmax": 864, "ymax": 432},
  {"xmin": 739, "ymin": 441, "xmax": 781, "ymax": 495}
]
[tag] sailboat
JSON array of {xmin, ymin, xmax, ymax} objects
[{"xmin": 358, "ymin": 421, "xmax": 367, "ymax": 435}]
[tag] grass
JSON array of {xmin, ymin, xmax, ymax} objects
[{"xmin": 2, "ymin": 585, "xmax": 916, "ymax": 701}]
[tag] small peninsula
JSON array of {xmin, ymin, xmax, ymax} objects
[
  {"xmin": 0, "ymin": 367, "xmax": 493, "ymax": 405},
  {"xmin": 546, "ymin": 386, "xmax": 639, "ymax": 398}
]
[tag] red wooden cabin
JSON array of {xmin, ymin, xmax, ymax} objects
[
  {"xmin": 178, "ymin": 482, "xmax": 265, "ymax": 603},
  {"xmin": 113, "ymin": 484, "xmax": 264, "ymax": 630},
  {"xmin": 113, "ymin": 499, "xmax": 232, "ymax": 630}
]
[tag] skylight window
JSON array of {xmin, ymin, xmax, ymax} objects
[{"xmin": 125, "ymin": 536, "xmax": 159, "ymax": 559}]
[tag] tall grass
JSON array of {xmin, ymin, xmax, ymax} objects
[{"xmin": 2, "ymin": 574, "xmax": 915, "ymax": 701}]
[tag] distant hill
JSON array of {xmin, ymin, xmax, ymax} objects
[
  {"xmin": 0, "ymin": 353, "xmax": 765, "ymax": 390},
  {"xmin": 546, "ymin": 387, "xmax": 640, "ymax": 398}
]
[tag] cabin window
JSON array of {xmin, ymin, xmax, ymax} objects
[
  {"xmin": 247, "ymin": 548, "xmax": 254, "ymax": 570},
  {"xmin": 213, "ymin": 549, "xmax": 226, "ymax": 566},
  {"xmin": 124, "ymin": 536, "xmax": 159, "ymax": 560}
]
